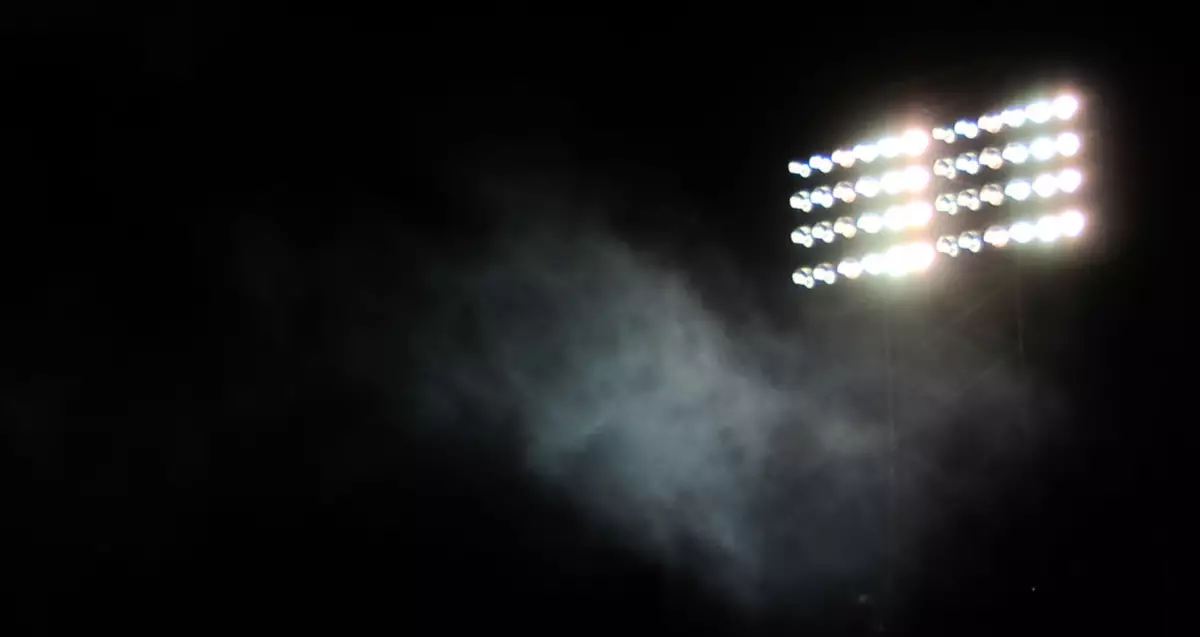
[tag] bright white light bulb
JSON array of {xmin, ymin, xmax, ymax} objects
[
  {"xmin": 1057, "ymin": 132, "xmax": 1081, "ymax": 157},
  {"xmin": 1010, "ymin": 221, "xmax": 1035, "ymax": 244},
  {"xmin": 909, "ymin": 243, "xmax": 935, "ymax": 271},
  {"xmin": 813, "ymin": 186, "xmax": 835, "ymax": 208},
  {"xmin": 957, "ymin": 189, "xmax": 981, "ymax": 211},
  {"xmin": 1026, "ymin": 100, "xmax": 1053, "ymax": 124},
  {"xmin": 791, "ymin": 226, "xmax": 814, "ymax": 247},
  {"xmin": 788, "ymin": 161, "xmax": 809, "ymax": 176},
  {"xmin": 954, "ymin": 120, "xmax": 980, "ymax": 139},
  {"xmin": 901, "ymin": 129, "xmax": 929, "ymax": 156},
  {"xmin": 855, "ymin": 176, "xmax": 881, "ymax": 198},
  {"xmin": 934, "ymin": 158, "xmax": 956, "ymax": 179},
  {"xmin": 903, "ymin": 166, "xmax": 930, "ymax": 191},
  {"xmin": 937, "ymin": 235, "xmax": 960, "ymax": 257},
  {"xmin": 793, "ymin": 267, "xmax": 815, "ymax": 288},
  {"xmin": 832, "ymin": 149, "xmax": 856, "ymax": 168},
  {"xmin": 857, "ymin": 212, "xmax": 883, "ymax": 234},
  {"xmin": 881, "ymin": 170, "xmax": 906, "ymax": 195},
  {"xmin": 1053, "ymin": 94, "xmax": 1079, "ymax": 120},
  {"xmin": 958, "ymin": 230, "xmax": 983, "ymax": 253},
  {"xmin": 1005, "ymin": 179, "xmax": 1033, "ymax": 201},
  {"xmin": 1033, "ymin": 173, "xmax": 1059, "ymax": 198},
  {"xmin": 908, "ymin": 202, "xmax": 933, "ymax": 226},
  {"xmin": 932, "ymin": 127, "xmax": 956, "ymax": 143},
  {"xmin": 854, "ymin": 143, "xmax": 879, "ymax": 163},
  {"xmin": 862, "ymin": 253, "xmax": 884, "ymax": 276},
  {"xmin": 1058, "ymin": 169, "xmax": 1082, "ymax": 193},
  {"xmin": 955, "ymin": 152, "xmax": 981, "ymax": 175},
  {"xmin": 834, "ymin": 216, "xmax": 857, "ymax": 239},
  {"xmin": 837, "ymin": 258, "xmax": 863, "ymax": 279},
  {"xmin": 884, "ymin": 205, "xmax": 909, "ymax": 231},
  {"xmin": 833, "ymin": 181, "xmax": 857, "ymax": 203},
  {"xmin": 979, "ymin": 114, "xmax": 1004, "ymax": 134},
  {"xmin": 790, "ymin": 191, "xmax": 813, "ymax": 212},
  {"xmin": 1001, "ymin": 107, "xmax": 1027, "ymax": 128},
  {"xmin": 1060, "ymin": 210, "xmax": 1085, "ymax": 237},
  {"xmin": 984, "ymin": 225, "xmax": 1010, "ymax": 247},
  {"xmin": 1030, "ymin": 137, "xmax": 1057, "ymax": 161},
  {"xmin": 935, "ymin": 193, "xmax": 958, "ymax": 215},
  {"xmin": 980, "ymin": 147, "xmax": 1004, "ymax": 170},
  {"xmin": 1036, "ymin": 215, "xmax": 1062, "ymax": 242},
  {"xmin": 814, "ymin": 263, "xmax": 836, "ymax": 284},
  {"xmin": 878, "ymin": 137, "xmax": 902, "ymax": 158},
  {"xmin": 816, "ymin": 220, "xmax": 836, "ymax": 243},
  {"xmin": 1002, "ymin": 143, "xmax": 1029, "ymax": 164},
  {"xmin": 980, "ymin": 184, "xmax": 1005, "ymax": 206}
]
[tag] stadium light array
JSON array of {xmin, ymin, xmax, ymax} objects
[{"xmin": 788, "ymin": 89, "xmax": 1087, "ymax": 289}]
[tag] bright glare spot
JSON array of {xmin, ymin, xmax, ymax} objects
[
  {"xmin": 883, "ymin": 243, "xmax": 935, "ymax": 276},
  {"xmin": 833, "ymin": 181, "xmax": 857, "ymax": 203},
  {"xmin": 793, "ymin": 267, "xmax": 816, "ymax": 288},
  {"xmin": 837, "ymin": 258, "xmax": 863, "ymax": 279},
  {"xmin": 884, "ymin": 205, "xmax": 909, "ymax": 231},
  {"xmin": 1057, "ymin": 132, "xmax": 1081, "ymax": 157},
  {"xmin": 957, "ymin": 189, "xmax": 981, "ymax": 211},
  {"xmin": 1036, "ymin": 215, "xmax": 1063, "ymax": 242},
  {"xmin": 904, "ymin": 165, "xmax": 930, "ymax": 191},
  {"xmin": 879, "ymin": 136, "xmax": 902, "ymax": 158},
  {"xmin": 862, "ymin": 253, "xmax": 884, "ymax": 276},
  {"xmin": 1053, "ymin": 94, "xmax": 1079, "ymax": 120},
  {"xmin": 1010, "ymin": 221, "xmax": 1035, "ymax": 244},
  {"xmin": 1033, "ymin": 173, "xmax": 1059, "ymax": 198},
  {"xmin": 979, "ymin": 114, "xmax": 1004, "ymax": 134},
  {"xmin": 1005, "ymin": 179, "xmax": 1033, "ymax": 201},
  {"xmin": 1025, "ymin": 100, "xmax": 1053, "ymax": 124},
  {"xmin": 790, "ymin": 191, "xmax": 813, "ymax": 212},
  {"xmin": 1060, "ymin": 209, "xmax": 1085, "ymax": 237},
  {"xmin": 901, "ymin": 129, "xmax": 930, "ymax": 156},
  {"xmin": 881, "ymin": 170, "xmax": 906, "ymax": 195},
  {"xmin": 980, "ymin": 147, "xmax": 1003, "ymax": 169},
  {"xmin": 855, "ymin": 176, "xmax": 881, "ymax": 198},
  {"xmin": 1058, "ymin": 169, "xmax": 1082, "ymax": 193},
  {"xmin": 1001, "ymin": 107, "xmax": 1027, "ymax": 128},
  {"xmin": 935, "ymin": 193, "xmax": 958, "ymax": 215},
  {"xmin": 954, "ymin": 119, "xmax": 979, "ymax": 139},
  {"xmin": 1030, "ymin": 137, "xmax": 1057, "ymax": 161},
  {"xmin": 936, "ymin": 235, "xmax": 960, "ymax": 257},
  {"xmin": 857, "ymin": 212, "xmax": 884, "ymax": 234},
  {"xmin": 933, "ymin": 158, "xmax": 956, "ymax": 179},
  {"xmin": 980, "ymin": 184, "xmax": 1005, "ymax": 206},
  {"xmin": 908, "ymin": 202, "xmax": 933, "ymax": 226},
  {"xmin": 955, "ymin": 152, "xmax": 981, "ymax": 175},
  {"xmin": 854, "ymin": 143, "xmax": 879, "ymax": 163},
  {"xmin": 984, "ymin": 225, "xmax": 1010, "ymax": 247},
  {"xmin": 1002, "ymin": 143, "xmax": 1029, "ymax": 164},
  {"xmin": 832, "ymin": 149, "xmax": 856, "ymax": 168},
  {"xmin": 791, "ymin": 226, "xmax": 814, "ymax": 247}
]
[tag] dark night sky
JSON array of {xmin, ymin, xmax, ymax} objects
[{"xmin": 1, "ymin": 8, "xmax": 1188, "ymax": 636}]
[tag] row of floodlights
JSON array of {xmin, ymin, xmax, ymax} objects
[
  {"xmin": 934, "ymin": 133, "xmax": 1081, "ymax": 179},
  {"xmin": 791, "ymin": 203, "xmax": 933, "ymax": 247},
  {"xmin": 937, "ymin": 169, "xmax": 1081, "ymax": 214},
  {"xmin": 790, "ymin": 166, "xmax": 931, "ymax": 211},
  {"xmin": 789, "ymin": 94, "xmax": 1080, "ymax": 178},
  {"xmin": 933, "ymin": 94, "xmax": 1080, "ymax": 143},
  {"xmin": 792, "ymin": 210, "xmax": 1086, "ymax": 289}
]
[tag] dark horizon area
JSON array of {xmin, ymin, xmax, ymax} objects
[{"xmin": 2, "ymin": 10, "xmax": 1185, "ymax": 635}]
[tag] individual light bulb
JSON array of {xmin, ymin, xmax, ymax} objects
[
  {"xmin": 832, "ymin": 149, "xmax": 856, "ymax": 168},
  {"xmin": 980, "ymin": 183, "xmax": 1005, "ymax": 206},
  {"xmin": 833, "ymin": 181, "xmax": 857, "ymax": 203},
  {"xmin": 954, "ymin": 119, "xmax": 980, "ymax": 139},
  {"xmin": 857, "ymin": 212, "xmax": 884, "ymax": 234},
  {"xmin": 881, "ymin": 170, "xmax": 906, "ymax": 195},
  {"xmin": 834, "ymin": 216, "xmax": 858, "ymax": 239},
  {"xmin": 810, "ymin": 155, "xmax": 834, "ymax": 174},
  {"xmin": 813, "ymin": 262, "xmax": 836, "ymax": 284},
  {"xmin": 934, "ymin": 158, "xmax": 956, "ymax": 179},
  {"xmin": 935, "ymin": 193, "xmax": 958, "ymax": 215},
  {"xmin": 958, "ymin": 230, "xmax": 983, "ymax": 253},
  {"xmin": 980, "ymin": 147, "xmax": 1004, "ymax": 170},
  {"xmin": 1005, "ymin": 179, "xmax": 1033, "ymax": 201},
  {"xmin": 937, "ymin": 235, "xmax": 960, "ymax": 257},
  {"xmin": 1002, "ymin": 143, "xmax": 1029, "ymax": 164},
  {"xmin": 903, "ymin": 165, "xmax": 930, "ymax": 191},
  {"xmin": 815, "ymin": 220, "xmax": 836, "ymax": 243},
  {"xmin": 957, "ymin": 188, "xmax": 981, "ymax": 211},
  {"xmin": 793, "ymin": 266, "xmax": 815, "ymax": 288},
  {"xmin": 1036, "ymin": 215, "xmax": 1062, "ymax": 242},
  {"xmin": 984, "ymin": 225, "xmax": 1010, "ymax": 247},
  {"xmin": 791, "ymin": 226, "xmax": 814, "ymax": 247},
  {"xmin": 979, "ymin": 114, "xmax": 1004, "ymax": 134},
  {"xmin": 1053, "ymin": 94, "xmax": 1079, "ymax": 120},
  {"xmin": 1010, "ymin": 221, "xmax": 1035, "ymax": 244},
  {"xmin": 955, "ymin": 152, "xmax": 980, "ymax": 175},
  {"xmin": 932, "ymin": 127, "xmax": 956, "ymax": 143},
  {"xmin": 855, "ymin": 176, "xmax": 881, "ymax": 198},
  {"xmin": 1030, "ymin": 137, "xmax": 1057, "ymax": 161},
  {"xmin": 854, "ymin": 143, "xmax": 879, "ymax": 163},
  {"xmin": 813, "ymin": 186, "xmax": 835, "ymax": 208},
  {"xmin": 884, "ymin": 205, "xmax": 909, "ymax": 231},
  {"xmin": 1033, "ymin": 173, "xmax": 1059, "ymax": 198},
  {"xmin": 901, "ymin": 129, "xmax": 930, "ymax": 156},
  {"xmin": 1025, "ymin": 100, "xmax": 1053, "ymax": 124},
  {"xmin": 1057, "ymin": 132, "xmax": 1081, "ymax": 157},
  {"xmin": 790, "ymin": 191, "xmax": 813, "ymax": 212},
  {"xmin": 1060, "ymin": 210, "xmax": 1085, "ymax": 237},
  {"xmin": 788, "ymin": 161, "xmax": 811, "ymax": 176},
  {"xmin": 1001, "ymin": 107, "xmax": 1027, "ymax": 128},
  {"xmin": 837, "ymin": 258, "xmax": 863, "ymax": 279},
  {"xmin": 1058, "ymin": 169, "xmax": 1082, "ymax": 193},
  {"xmin": 878, "ymin": 136, "xmax": 902, "ymax": 158}
]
